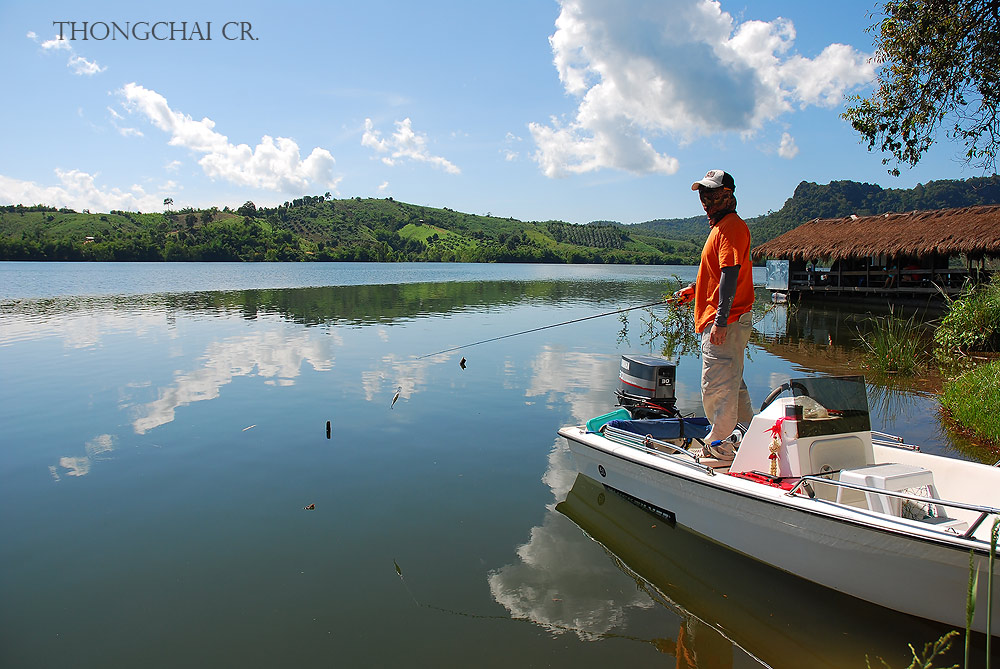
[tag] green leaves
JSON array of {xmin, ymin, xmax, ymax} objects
[{"xmin": 843, "ymin": 0, "xmax": 1000, "ymax": 174}]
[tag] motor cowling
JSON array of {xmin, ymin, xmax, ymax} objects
[{"xmin": 616, "ymin": 354, "xmax": 678, "ymax": 418}]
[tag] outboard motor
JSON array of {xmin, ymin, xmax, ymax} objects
[{"xmin": 615, "ymin": 354, "xmax": 679, "ymax": 419}]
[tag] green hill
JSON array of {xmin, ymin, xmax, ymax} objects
[
  {"xmin": 621, "ymin": 214, "xmax": 708, "ymax": 242},
  {"xmin": 0, "ymin": 198, "xmax": 699, "ymax": 264},
  {"xmin": 2, "ymin": 176, "xmax": 997, "ymax": 263}
]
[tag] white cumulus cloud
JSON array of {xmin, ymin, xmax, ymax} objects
[
  {"xmin": 68, "ymin": 54, "xmax": 106, "ymax": 76},
  {"xmin": 530, "ymin": 0, "xmax": 874, "ymax": 177},
  {"xmin": 120, "ymin": 82, "xmax": 341, "ymax": 192},
  {"xmin": 0, "ymin": 169, "xmax": 173, "ymax": 212},
  {"xmin": 362, "ymin": 118, "xmax": 460, "ymax": 174},
  {"xmin": 40, "ymin": 35, "xmax": 71, "ymax": 51},
  {"xmin": 30, "ymin": 32, "xmax": 105, "ymax": 74},
  {"xmin": 503, "ymin": 131, "xmax": 523, "ymax": 161},
  {"xmin": 778, "ymin": 131, "xmax": 799, "ymax": 159}
]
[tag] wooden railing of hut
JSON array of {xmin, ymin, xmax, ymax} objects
[{"xmin": 788, "ymin": 265, "xmax": 985, "ymax": 297}]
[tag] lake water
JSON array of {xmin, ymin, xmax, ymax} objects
[{"xmin": 0, "ymin": 262, "xmax": 988, "ymax": 668}]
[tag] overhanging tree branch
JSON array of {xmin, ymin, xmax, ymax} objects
[{"xmin": 843, "ymin": 0, "xmax": 1000, "ymax": 175}]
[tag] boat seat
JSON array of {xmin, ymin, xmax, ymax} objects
[
  {"xmin": 604, "ymin": 417, "xmax": 711, "ymax": 441},
  {"xmin": 837, "ymin": 463, "xmax": 968, "ymax": 532}
]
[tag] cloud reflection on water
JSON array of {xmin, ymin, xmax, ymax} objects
[
  {"xmin": 360, "ymin": 352, "xmax": 448, "ymax": 406},
  {"xmin": 131, "ymin": 329, "xmax": 338, "ymax": 434},
  {"xmin": 489, "ymin": 347, "xmax": 662, "ymax": 640},
  {"xmin": 50, "ymin": 433, "xmax": 116, "ymax": 480},
  {"xmin": 0, "ymin": 307, "xmax": 168, "ymax": 349}
]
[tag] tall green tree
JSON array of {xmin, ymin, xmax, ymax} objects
[
  {"xmin": 843, "ymin": 0, "xmax": 1000, "ymax": 175},
  {"xmin": 237, "ymin": 201, "xmax": 257, "ymax": 218}
]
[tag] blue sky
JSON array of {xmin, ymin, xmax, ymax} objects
[{"xmin": 0, "ymin": 0, "xmax": 974, "ymax": 224}]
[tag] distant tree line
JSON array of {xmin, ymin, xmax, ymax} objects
[{"xmin": 2, "ymin": 176, "xmax": 997, "ymax": 263}]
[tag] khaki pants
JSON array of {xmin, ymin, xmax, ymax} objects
[{"xmin": 700, "ymin": 311, "xmax": 754, "ymax": 443}]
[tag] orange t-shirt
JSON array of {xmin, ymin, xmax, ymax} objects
[{"xmin": 694, "ymin": 212, "xmax": 754, "ymax": 333}]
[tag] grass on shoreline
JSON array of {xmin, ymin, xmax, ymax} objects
[
  {"xmin": 934, "ymin": 276, "xmax": 1000, "ymax": 453},
  {"xmin": 940, "ymin": 358, "xmax": 1000, "ymax": 451},
  {"xmin": 852, "ymin": 276, "xmax": 999, "ymax": 453},
  {"xmin": 856, "ymin": 310, "xmax": 930, "ymax": 376}
]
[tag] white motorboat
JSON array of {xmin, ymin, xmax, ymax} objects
[{"xmin": 558, "ymin": 360, "xmax": 1000, "ymax": 635}]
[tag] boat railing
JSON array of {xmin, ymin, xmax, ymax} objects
[
  {"xmin": 602, "ymin": 426, "xmax": 716, "ymax": 477},
  {"xmin": 871, "ymin": 431, "xmax": 920, "ymax": 451},
  {"xmin": 786, "ymin": 474, "xmax": 1000, "ymax": 540}
]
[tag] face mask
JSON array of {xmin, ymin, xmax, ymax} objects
[{"xmin": 699, "ymin": 188, "xmax": 737, "ymax": 223}]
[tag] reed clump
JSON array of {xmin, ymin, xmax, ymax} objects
[{"xmin": 857, "ymin": 310, "xmax": 930, "ymax": 376}]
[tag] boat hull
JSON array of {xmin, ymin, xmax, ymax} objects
[
  {"xmin": 560, "ymin": 426, "xmax": 999, "ymax": 635},
  {"xmin": 556, "ymin": 472, "xmax": 967, "ymax": 667}
]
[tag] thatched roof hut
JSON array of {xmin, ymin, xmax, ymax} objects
[{"xmin": 752, "ymin": 205, "xmax": 1000, "ymax": 261}]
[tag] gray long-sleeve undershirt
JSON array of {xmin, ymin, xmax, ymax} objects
[{"xmin": 714, "ymin": 265, "xmax": 740, "ymax": 327}]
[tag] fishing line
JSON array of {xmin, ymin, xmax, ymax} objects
[{"xmin": 416, "ymin": 298, "xmax": 671, "ymax": 359}]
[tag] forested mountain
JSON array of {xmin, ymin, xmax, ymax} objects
[
  {"xmin": 1, "ymin": 176, "xmax": 997, "ymax": 263},
  {"xmin": 747, "ymin": 175, "xmax": 1000, "ymax": 246},
  {"xmin": 617, "ymin": 175, "xmax": 1000, "ymax": 249}
]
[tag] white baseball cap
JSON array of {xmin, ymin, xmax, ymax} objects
[{"xmin": 691, "ymin": 169, "xmax": 735, "ymax": 191}]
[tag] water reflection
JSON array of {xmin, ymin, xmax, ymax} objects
[
  {"xmin": 752, "ymin": 305, "xmax": 934, "ymax": 428},
  {"xmin": 748, "ymin": 300, "xmax": 992, "ymax": 460},
  {"xmin": 489, "ymin": 292, "xmax": 984, "ymax": 666},
  {"xmin": 1, "ymin": 280, "xmax": 665, "ymax": 445},
  {"xmin": 360, "ymin": 352, "xmax": 447, "ymax": 406},
  {"xmin": 489, "ymin": 350, "xmax": 660, "ymax": 641},
  {"xmin": 523, "ymin": 348, "xmax": 621, "ymax": 416},
  {"xmin": 131, "ymin": 329, "xmax": 338, "ymax": 434},
  {"xmin": 50, "ymin": 434, "xmax": 116, "ymax": 480},
  {"xmin": 2, "ymin": 266, "xmax": 992, "ymax": 667},
  {"xmin": 751, "ymin": 302, "xmax": 866, "ymax": 375},
  {"xmin": 751, "ymin": 301, "xmax": 939, "ymax": 387},
  {"xmin": 0, "ymin": 304, "xmax": 169, "ymax": 348},
  {"xmin": 0, "ymin": 279, "xmax": 664, "ymax": 340},
  {"xmin": 489, "ymin": 337, "xmax": 963, "ymax": 664},
  {"xmin": 487, "ymin": 500, "xmax": 656, "ymax": 641},
  {"xmin": 555, "ymin": 473, "xmax": 961, "ymax": 669},
  {"xmin": 490, "ymin": 425, "xmax": 949, "ymax": 666}
]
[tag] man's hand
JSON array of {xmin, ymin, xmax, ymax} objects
[
  {"xmin": 673, "ymin": 284, "xmax": 695, "ymax": 305},
  {"xmin": 709, "ymin": 323, "xmax": 728, "ymax": 345}
]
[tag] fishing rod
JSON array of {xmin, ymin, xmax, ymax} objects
[{"xmin": 416, "ymin": 297, "xmax": 674, "ymax": 359}]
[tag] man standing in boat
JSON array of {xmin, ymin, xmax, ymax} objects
[{"xmin": 674, "ymin": 170, "xmax": 755, "ymax": 454}]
